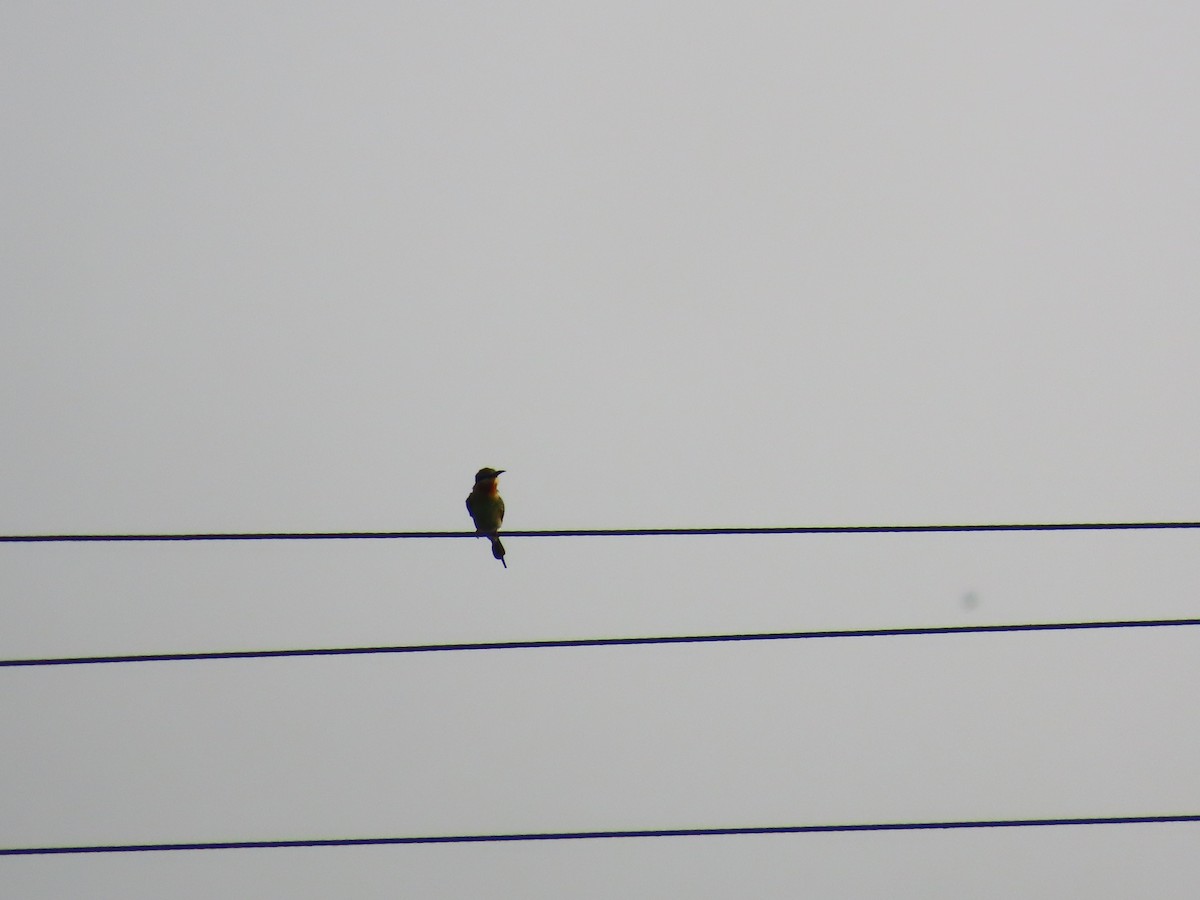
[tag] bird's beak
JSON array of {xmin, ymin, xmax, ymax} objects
[{"xmin": 495, "ymin": 470, "xmax": 506, "ymax": 475}]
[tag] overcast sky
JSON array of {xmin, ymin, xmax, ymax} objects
[{"xmin": 4, "ymin": 2, "xmax": 1199, "ymax": 897}]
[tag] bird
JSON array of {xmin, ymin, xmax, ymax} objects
[{"xmin": 465, "ymin": 467, "xmax": 507, "ymax": 567}]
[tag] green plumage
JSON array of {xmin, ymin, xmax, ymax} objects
[{"xmin": 466, "ymin": 468, "xmax": 507, "ymax": 567}]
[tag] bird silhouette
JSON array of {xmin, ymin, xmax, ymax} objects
[{"xmin": 465, "ymin": 467, "xmax": 506, "ymax": 567}]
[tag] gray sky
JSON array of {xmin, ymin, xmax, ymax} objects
[{"xmin": 3, "ymin": 2, "xmax": 1199, "ymax": 896}]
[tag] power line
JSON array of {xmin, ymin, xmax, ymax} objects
[
  {"xmin": 4, "ymin": 617, "xmax": 1197, "ymax": 669},
  {"xmin": 3, "ymin": 814, "xmax": 1196, "ymax": 855},
  {"xmin": 2, "ymin": 520, "xmax": 1199, "ymax": 542}
]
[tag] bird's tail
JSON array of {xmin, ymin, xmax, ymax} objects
[{"xmin": 489, "ymin": 534, "xmax": 507, "ymax": 568}]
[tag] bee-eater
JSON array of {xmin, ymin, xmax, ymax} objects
[{"xmin": 466, "ymin": 467, "xmax": 506, "ymax": 567}]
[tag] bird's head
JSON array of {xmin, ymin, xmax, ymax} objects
[{"xmin": 474, "ymin": 467, "xmax": 505, "ymax": 484}]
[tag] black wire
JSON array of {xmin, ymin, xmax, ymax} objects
[
  {"xmin": 4, "ymin": 617, "xmax": 1198, "ymax": 669},
  {"xmin": 5, "ymin": 528, "xmax": 1193, "ymax": 859},
  {"xmin": 3, "ymin": 814, "xmax": 1196, "ymax": 855},
  {"xmin": 2, "ymin": 521, "xmax": 1199, "ymax": 542}
]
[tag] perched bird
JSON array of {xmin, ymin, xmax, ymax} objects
[{"xmin": 465, "ymin": 467, "xmax": 506, "ymax": 567}]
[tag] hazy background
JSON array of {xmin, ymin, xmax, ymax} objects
[{"xmin": 3, "ymin": 2, "xmax": 1199, "ymax": 896}]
